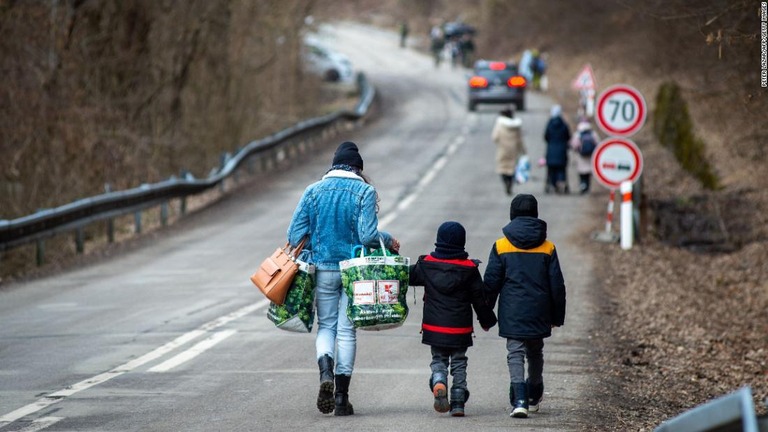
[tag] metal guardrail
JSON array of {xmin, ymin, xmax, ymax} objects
[
  {"xmin": 654, "ymin": 387, "xmax": 767, "ymax": 432},
  {"xmin": 0, "ymin": 73, "xmax": 375, "ymax": 256}
]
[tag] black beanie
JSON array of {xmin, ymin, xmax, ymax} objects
[
  {"xmin": 431, "ymin": 221, "xmax": 469, "ymax": 260},
  {"xmin": 510, "ymin": 194, "xmax": 538, "ymax": 220},
  {"xmin": 332, "ymin": 141, "xmax": 364, "ymax": 170}
]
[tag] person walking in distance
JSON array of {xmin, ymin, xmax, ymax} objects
[
  {"xmin": 544, "ymin": 105, "xmax": 572, "ymax": 194},
  {"xmin": 570, "ymin": 119, "xmax": 599, "ymax": 194},
  {"xmin": 483, "ymin": 194, "xmax": 566, "ymax": 418},
  {"xmin": 287, "ymin": 141, "xmax": 401, "ymax": 416},
  {"xmin": 491, "ymin": 108, "xmax": 526, "ymax": 196},
  {"xmin": 409, "ymin": 221, "xmax": 497, "ymax": 417}
]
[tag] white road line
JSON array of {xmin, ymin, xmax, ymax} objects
[
  {"xmin": 8, "ymin": 416, "xmax": 63, "ymax": 432},
  {"xmin": 379, "ymin": 133, "xmax": 466, "ymax": 229},
  {"xmin": 0, "ymin": 301, "xmax": 268, "ymax": 427},
  {"xmin": 148, "ymin": 330, "xmax": 237, "ymax": 373}
]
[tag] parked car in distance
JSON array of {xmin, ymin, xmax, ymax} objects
[
  {"xmin": 302, "ymin": 36, "xmax": 354, "ymax": 83},
  {"xmin": 467, "ymin": 60, "xmax": 526, "ymax": 112}
]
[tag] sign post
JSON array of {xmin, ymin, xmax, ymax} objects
[
  {"xmin": 591, "ymin": 137, "xmax": 644, "ymax": 243},
  {"xmin": 572, "ymin": 64, "xmax": 596, "ymax": 118}
]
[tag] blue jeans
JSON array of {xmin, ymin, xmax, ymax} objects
[{"xmin": 315, "ymin": 270, "xmax": 356, "ymax": 375}]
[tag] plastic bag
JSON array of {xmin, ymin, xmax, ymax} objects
[
  {"xmin": 267, "ymin": 259, "xmax": 315, "ymax": 333},
  {"xmin": 515, "ymin": 155, "xmax": 531, "ymax": 184},
  {"xmin": 340, "ymin": 239, "xmax": 410, "ymax": 331}
]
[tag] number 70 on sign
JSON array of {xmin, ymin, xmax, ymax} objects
[{"xmin": 596, "ymin": 84, "xmax": 647, "ymax": 137}]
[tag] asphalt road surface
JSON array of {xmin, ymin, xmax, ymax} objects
[{"xmin": 0, "ymin": 23, "xmax": 599, "ymax": 431}]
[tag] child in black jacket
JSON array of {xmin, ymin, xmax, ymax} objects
[{"xmin": 409, "ymin": 221, "xmax": 497, "ymax": 417}]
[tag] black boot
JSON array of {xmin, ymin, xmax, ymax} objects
[
  {"xmin": 510, "ymin": 382, "xmax": 528, "ymax": 418},
  {"xmin": 316, "ymin": 355, "xmax": 334, "ymax": 414},
  {"xmin": 449, "ymin": 388, "xmax": 468, "ymax": 417},
  {"xmin": 429, "ymin": 372, "xmax": 449, "ymax": 413},
  {"xmin": 501, "ymin": 175, "xmax": 513, "ymax": 196},
  {"xmin": 334, "ymin": 374, "xmax": 354, "ymax": 416}
]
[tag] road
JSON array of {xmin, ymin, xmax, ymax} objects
[{"xmin": 0, "ymin": 23, "xmax": 599, "ymax": 431}]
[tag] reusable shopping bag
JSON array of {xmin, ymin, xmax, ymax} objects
[
  {"xmin": 340, "ymin": 239, "xmax": 410, "ymax": 331},
  {"xmin": 267, "ymin": 258, "xmax": 316, "ymax": 333}
]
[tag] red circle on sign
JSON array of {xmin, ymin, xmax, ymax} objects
[
  {"xmin": 596, "ymin": 85, "xmax": 647, "ymax": 137},
  {"xmin": 591, "ymin": 138, "xmax": 643, "ymax": 189}
]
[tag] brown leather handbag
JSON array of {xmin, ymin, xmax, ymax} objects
[{"xmin": 250, "ymin": 237, "xmax": 307, "ymax": 305}]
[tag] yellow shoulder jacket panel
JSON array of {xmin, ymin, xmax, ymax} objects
[{"xmin": 495, "ymin": 237, "xmax": 555, "ymax": 256}]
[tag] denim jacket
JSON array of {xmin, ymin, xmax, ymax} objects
[{"xmin": 287, "ymin": 170, "xmax": 393, "ymax": 270}]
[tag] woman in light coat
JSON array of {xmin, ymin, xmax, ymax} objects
[{"xmin": 491, "ymin": 108, "xmax": 526, "ymax": 195}]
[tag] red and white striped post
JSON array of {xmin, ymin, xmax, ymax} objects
[{"xmin": 620, "ymin": 180, "xmax": 633, "ymax": 250}]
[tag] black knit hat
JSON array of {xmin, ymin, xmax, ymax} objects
[
  {"xmin": 431, "ymin": 221, "xmax": 469, "ymax": 260},
  {"xmin": 332, "ymin": 141, "xmax": 364, "ymax": 170},
  {"xmin": 510, "ymin": 194, "xmax": 538, "ymax": 220}
]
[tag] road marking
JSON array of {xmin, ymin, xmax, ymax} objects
[
  {"xmin": 6, "ymin": 416, "xmax": 63, "ymax": 432},
  {"xmin": 379, "ymin": 133, "xmax": 465, "ymax": 229},
  {"xmin": 148, "ymin": 330, "xmax": 237, "ymax": 372},
  {"xmin": 0, "ymin": 301, "xmax": 267, "ymax": 427}
]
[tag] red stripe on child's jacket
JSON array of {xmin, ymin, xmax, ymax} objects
[
  {"xmin": 424, "ymin": 255, "xmax": 476, "ymax": 267},
  {"xmin": 422, "ymin": 323, "xmax": 473, "ymax": 334}
]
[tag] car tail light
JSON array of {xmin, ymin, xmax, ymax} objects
[
  {"xmin": 508, "ymin": 76, "xmax": 526, "ymax": 87},
  {"xmin": 469, "ymin": 76, "xmax": 488, "ymax": 88},
  {"xmin": 489, "ymin": 62, "xmax": 507, "ymax": 70}
]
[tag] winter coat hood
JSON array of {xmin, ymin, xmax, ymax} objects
[
  {"xmin": 495, "ymin": 116, "xmax": 522, "ymax": 129},
  {"xmin": 502, "ymin": 216, "xmax": 547, "ymax": 250}
]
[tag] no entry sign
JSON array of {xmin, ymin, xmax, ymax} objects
[
  {"xmin": 592, "ymin": 138, "xmax": 644, "ymax": 189},
  {"xmin": 596, "ymin": 84, "xmax": 647, "ymax": 137}
]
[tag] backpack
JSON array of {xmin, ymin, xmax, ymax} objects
[{"xmin": 579, "ymin": 131, "xmax": 597, "ymax": 157}]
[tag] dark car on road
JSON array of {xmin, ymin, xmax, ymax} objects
[{"xmin": 467, "ymin": 60, "xmax": 526, "ymax": 112}]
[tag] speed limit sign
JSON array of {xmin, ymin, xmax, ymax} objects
[{"xmin": 596, "ymin": 84, "xmax": 647, "ymax": 137}]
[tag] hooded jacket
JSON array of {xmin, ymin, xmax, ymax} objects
[
  {"xmin": 409, "ymin": 255, "xmax": 497, "ymax": 348},
  {"xmin": 544, "ymin": 116, "xmax": 572, "ymax": 167},
  {"xmin": 483, "ymin": 216, "xmax": 566, "ymax": 339}
]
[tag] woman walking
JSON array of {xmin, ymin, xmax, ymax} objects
[
  {"xmin": 287, "ymin": 141, "xmax": 400, "ymax": 416},
  {"xmin": 491, "ymin": 108, "xmax": 526, "ymax": 196},
  {"xmin": 543, "ymin": 105, "xmax": 572, "ymax": 194}
]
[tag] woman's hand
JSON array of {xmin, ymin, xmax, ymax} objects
[{"xmin": 389, "ymin": 237, "xmax": 400, "ymax": 254}]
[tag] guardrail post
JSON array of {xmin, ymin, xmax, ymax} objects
[
  {"xmin": 36, "ymin": 240, "xmax": 45, "ymax": 266},
  {"xmin": 75, "ymin": 228, "xmax": 84, "ymax": 254},
  {"xmin": 247, "ymin": 155, "xmax": 255, "ymax": 175},
  {"xmin": 134, "ymin": 211, "xmax": 142, "ymax": 235},
  {"xmin": 179, "ymin": 171, "xmax": 189, "ymax": 215},
  {"xmin": 104, "ymin": 183, "xmax": 115, "ymax": 243},
  {"xmin": 160, "ymin": 202, "xmax": 169, "ymax": 227}
]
